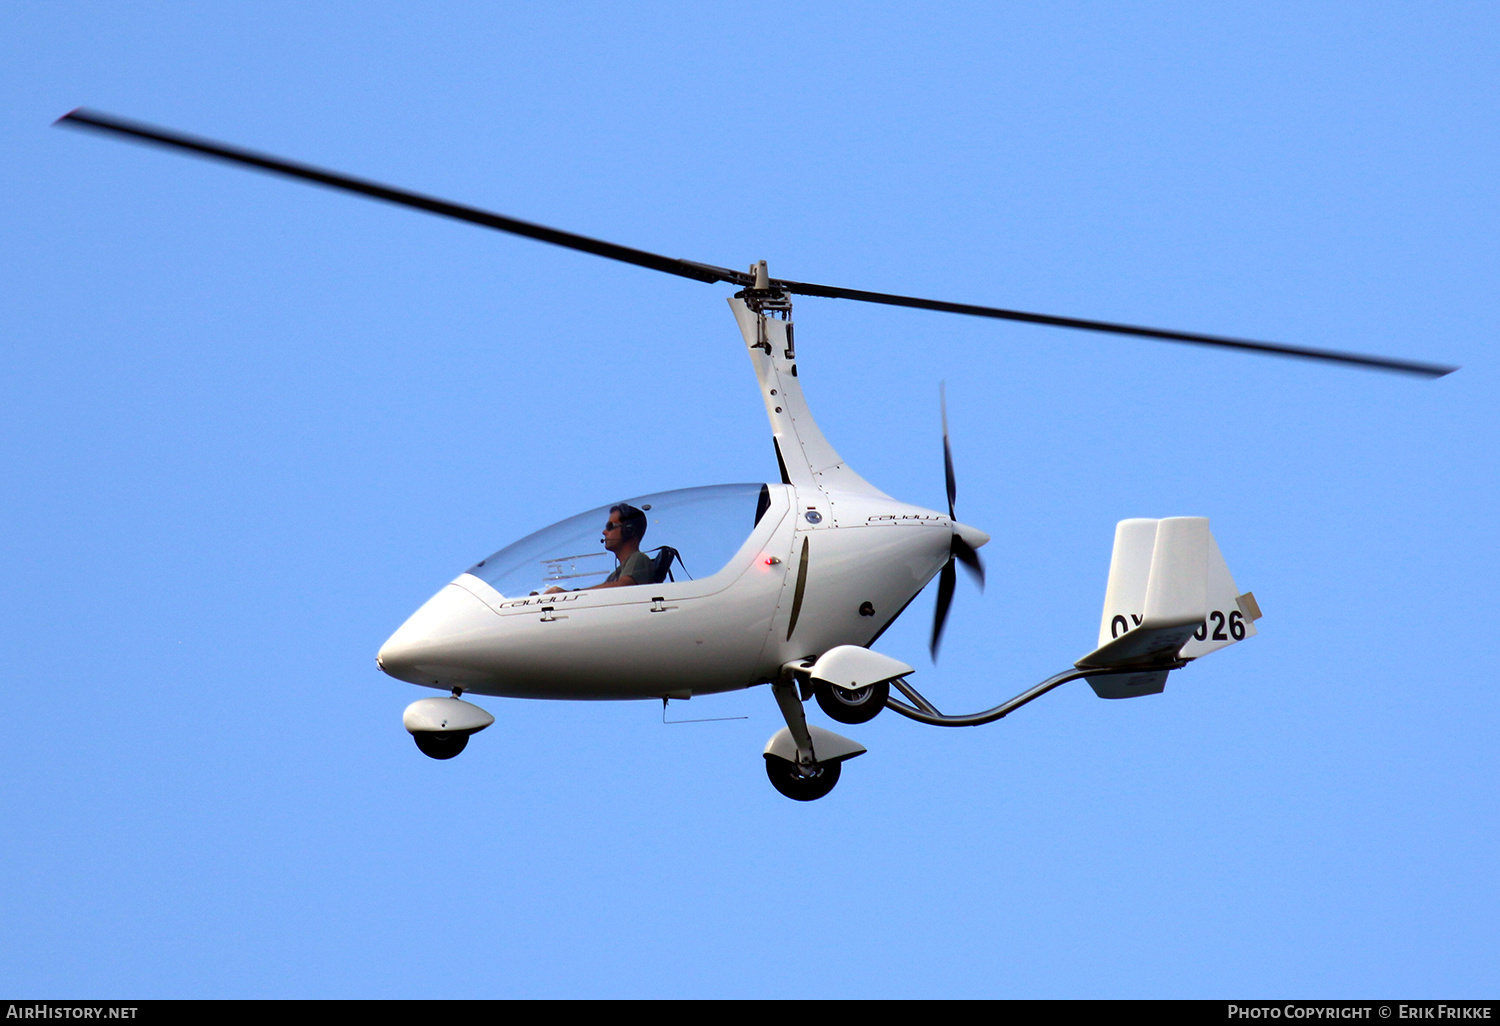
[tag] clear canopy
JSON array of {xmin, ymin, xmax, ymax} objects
[{"xmin": 465, "ymin": 483, "xmax": 773, "ymax": 598}]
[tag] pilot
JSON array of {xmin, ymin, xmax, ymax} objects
[{"xmin": 546, "ymin": 503, "xmax": 653, "ymax": 592}]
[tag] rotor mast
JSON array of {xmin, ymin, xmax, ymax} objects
[{"xmin": 730, "ymin": 261, "xmax": 886, "ymax": 500}]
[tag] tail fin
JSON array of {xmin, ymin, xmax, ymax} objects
[{"xmin": 1077, "ymin": 517, "xmax": 1260, "ymax": 698}]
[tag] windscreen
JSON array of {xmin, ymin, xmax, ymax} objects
[{"xmin": 465, "ymin": 483, "xmax": 773, "ymax": 598}]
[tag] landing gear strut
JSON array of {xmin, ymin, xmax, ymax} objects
[{"xmin": 761, "ymin": 679, "xmax": 866, "ymax": 801}]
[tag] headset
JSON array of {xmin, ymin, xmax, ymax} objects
[{"xmin": 608, "ymin": 503, "xmax": 647, "ymax": 542}]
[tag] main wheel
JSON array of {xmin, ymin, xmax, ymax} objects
[
  {"xmin": 814, "ymin": 678, "xmax": 890, "ymax": 724},
  {"xmin": 413, "ymin": 731, "xmax": 469, "ymax": 760},
  {"xmin": 764, "ymin": 755, "xmax": 841, "ymax": 801}
]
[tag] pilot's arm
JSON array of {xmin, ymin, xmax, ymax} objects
[
  {"xmin": 546, "ymin": 551, "xmax": 653, "ymax": 592},
  {"xmin": 589, "ymin": 550, "xmax": 653, "ymax": 589}
]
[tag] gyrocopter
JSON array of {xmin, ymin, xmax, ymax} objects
[{"xmin": 57, "ymin": 110, "xmax": 1458, "ymax": 800}]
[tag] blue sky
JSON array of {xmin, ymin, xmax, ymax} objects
[{"xmin": 4, "ymin": 2, "xmax": 1497, "ymax": 998}]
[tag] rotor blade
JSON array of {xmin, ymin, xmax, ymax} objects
[
  {"xmin": 930, "ymin": 559, "xmax": 957, "ymax": 662},
  {"xmin": 57, "ymin": 110, "xmax": 1457, "ymax": 377},
  {"xmin": 55, "ymin": 108, "xmax": 750, "ymax": 289},
  {"xmin": 952, "ymin": 535, "xmax": 986, "ymax": 591},
  {"xmin": 773, "ymin": 277, "xmax": 1458, "ymax": 378}
]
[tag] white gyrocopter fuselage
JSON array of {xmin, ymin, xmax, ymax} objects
[
  {"xmin": 378, "ymin": 290, "xmax": 1263, "ymax": 801},
  {"xmin": 377, "ymin": 296, "xmax": 984, "ymax": 705}
]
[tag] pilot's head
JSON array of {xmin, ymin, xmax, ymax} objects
[{"xmin": 604, "ymin": 503, "xmax": 647, "ymax": 552}]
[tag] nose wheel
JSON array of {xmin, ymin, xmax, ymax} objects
[
  {"xmin": 413, "ymin": 731, "xmax": 470, "ymax": 760},
  {"xmin": 404, "ymin": 693, "xmax": 493, "ymax": 760}
]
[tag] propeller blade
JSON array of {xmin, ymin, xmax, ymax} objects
[
  {"xmin": 941, "ymin": 382, "xmax": 957, "ymax": 519},
  {"xmin": 57, "ymin": 109, "xmax": 1456, "ymax": 378},
  {"xmin": 54, "ymin": 108, "xmax": 749, "ymax": 289},
  {"xmin": 930, "ymin": 559, "xmax": 957, "ymax": 661},
  {"xmin": 772, "ymin": 278, "xmax": 1458, "ymax": 378},
  {"xmin": 952, "ymin": 535, "xmax": 986, "ymax": 591}
]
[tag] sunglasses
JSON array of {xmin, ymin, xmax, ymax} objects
[{"xmin": 602, "ymin": 520, "xmax": 623, "ymax": 532}]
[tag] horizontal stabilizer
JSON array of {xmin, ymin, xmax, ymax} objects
[
  {"xmin": 1085, "ymin": 669, "xmax": 1169, "ymax": 700},
  {"xmin": 1077, "ymin": 517, "xmax": 1260, "ymax": 697}
]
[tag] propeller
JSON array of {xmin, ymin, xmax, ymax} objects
[
  {"xmin": 55, "ymin": 108, "xmax": 1458, "ymax": 379},
  {"xmin": 930, "ymin": 383, "xmax": 986, "ymax": 661}
]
